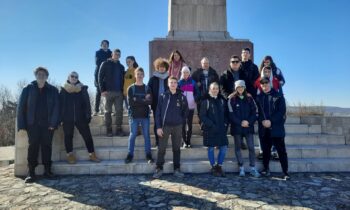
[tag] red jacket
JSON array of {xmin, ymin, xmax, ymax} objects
[{"xmin": 254, "ymin": 76, "xmax": 280, "ymax": 94}]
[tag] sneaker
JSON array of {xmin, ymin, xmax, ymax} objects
[
  {"xmin": 153, "ymin": 168, "xmax": 163, "ymax": 179},
  {"xmin": 239, "ymin": 167, "xmax": 245, "ymax": 177},
  {"xmin": 146, "ymin": 153, "xmax": 154, "ymax": 164},
  {"xmin": 216, "ymin": 165, "xmax": 226, "ymax": 177},
  {"xmin": 106, "ymin": 127, "xmax": 113, "ymax": 137},
  {"xmin": 173, "ymin": 169, "xmax": 185, "ymax": 178},
  {"xmin": 271, "ymin": 152, "xmax": 279, "ymax": 160},
  {"xmin": 250, "ymin": 167, "xmax": 261, "ymax": 178},
  {"xmin": 67, "ymin": 153, "xmax": 76, "ymax": 164},
  {"xmin": 24, "ymin": 167, "xmax": 36, "ymax": 183},
  {"xmin": 282, "ymin": 172, "xmax": 291, "ymax": 180},
  {"xmin": 260, "ymin": 168, "xmax": 271, "ymax": 177},
  {"xmin": 89, "ymin": 152, "xmax": 101, "ymax": 163},
  {"xmin": 257, "ymin": 152, "xmax": 263, "ymax": 160},
  {"xmin": 124, "ymin": 154, "xmax": 133, "ymax": 164}
]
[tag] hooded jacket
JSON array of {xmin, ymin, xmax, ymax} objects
[
  {"xmin": 59, "ymin": 81, "xmax": 91, "ymax": 123},
  {"xmin": 17, "ymin": 81, "xmax": 59, "ymax": 130}
]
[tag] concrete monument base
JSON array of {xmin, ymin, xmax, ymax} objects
[{"xmin": 149, "ymin": 38, "xmax": 253, "ymax": 76}]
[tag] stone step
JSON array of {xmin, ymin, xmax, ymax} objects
[
  {"xmin": 88, "ymin": 124, "xmax": 322, "ymax": 136},
  {"xmin": 56, "ymin": 145, "xmax": 350, "ymax": 162},
  {"xmin": 90, "ymin": 115, "xmax": 301, "ymax": 126},
  {"xmin": 59, "ymin": 134, "xmax": 346, "ymax": 149},
  {"xmin": 20, "ymin": 157, "xmax": 350, "ymax": 175}
]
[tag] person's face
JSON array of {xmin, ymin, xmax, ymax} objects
[
  {"xmin": 264, "ymin": 59, "xmax": 271, "ymax": 67},
  {"xmin": 168, "ymin": 79, "xmax": 178, "ymax": 91},
  {"xmin": 230, "ymin": 58, "xmax": 241, "ymax": 70},
  {"xmin": 35, "ymin": 71, "xmax": 48, "ymax": 84},
  {"xmin": 182, "ymin": 71, "xmax": 190, "ymax": 79},
  {"xmin": 101, "ymin": 42, "xmax": 109, "ymax": 50},
  {"xmin": 135, "ymin": 71, "xmax": 144, "ymax": 82},
  {"xmin": 263, "ymin": 68, "xmax": 272, "ymax": 78},
  {"xmin": 69, "ymin": 73, "xmax": 78, "ymax": 84},
  {"xmin": 237, "ymin": 86, "xmax": 244, "ymax": 95},
  {"xmin": 241, "ymin": 50, "xmax": 250, "ymax": 61},
  {"xmin": 173, "ymin": 53, "xmax": 180, "ymax": 62},
  {"xmin": 209, "ymin": 84, "xmax": 219, "ymax": 96},
  {"xmin": 126, "ymin": 59, "xmax": 134, "ymax": 68},
  {"xmin": 261, "ymin": 82, "xmax": 271, "ymax": 93},
  {"xmin": 112, "ymin": 51, "xmax": 121, "ymax": 60},
  {"xmin": 201, "ymin": 60, "xmax": 209, "ymax": 70},
  {"xmin": 158, "ymin": 66, "xmax": 166, "ymax": 73}
]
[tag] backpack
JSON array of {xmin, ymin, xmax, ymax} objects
[{"xmin": 128, "ymin": 84, "xmax": 150, "ymax": 117}]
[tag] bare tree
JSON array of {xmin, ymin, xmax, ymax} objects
[{"xmin": 0, "ymin": 85, "xmax": 16, "ymax": 146}]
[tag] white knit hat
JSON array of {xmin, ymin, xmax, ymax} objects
[{"xmin": 235, "ymin": 80, "xmax": 246, "ymax": 90}]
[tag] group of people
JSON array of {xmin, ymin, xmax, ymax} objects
[{"xmin": 17, "ymin": 39, "xmax": 290, "ymax": 183}]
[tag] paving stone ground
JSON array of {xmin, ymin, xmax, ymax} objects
[{"xmin": 0, "ymin": 165, "xmax": 349, "ymax": 210}]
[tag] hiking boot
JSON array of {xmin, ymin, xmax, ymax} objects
[
  {"xmin": 106, "ymin": 127, "xmax": 113, "ymax": 137},
  {"xmin": 153, "ymin": 168, "xmax": 163, "ymax": 179},
  {"xmin": 43, "ymin": 165, "xmax": 55, "ymax": 179},
  {"xmin": 124, "ymin": 154, "xmax": 133, "ymax": 164},
  {"xmin": 216, "ymin": 165, "xmax": 226, "ymax": 177},
  {"xmin": 239, "ymin": 166, "xmax": 245, "ymax": 177},
  {"xmin": 67, "ymin": 153, "xmax": 76, "ymax": 164},
  {"xmin": 260, "ymin": 168, "xmax": 271, "ymax": 177},
  {"xmin": 89, "ymin": 152, "xmax": 101, "ymax": 163},
  {"xmin": 146, "ymin": 153, "xmax": 154, "ymax": 164},
  {"xmin": 173, "ymin": 169, "xmax": 185, "ymax": 178},
  {"xmin": 115, "ymin": 128, "xmax": 126, "ymax": 137},
  {"xmin": 250, "ymin": 167, "xmax": 261, "ymax": 178},
  {"xmin": 24, "ymin": 166, "xmax": 36, "ymax": 183}
]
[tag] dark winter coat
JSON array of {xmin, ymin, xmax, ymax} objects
[
  {"xmin": 199, "ymin": 95, "xmax": 228, "ymax": 147},
  {"xmin": 59, "ymin": 82, "xmax": 92, "ymax": 124},
  {"xmin": 192, "ymin": 67, "xmax": 219, "ymax": 102},
  {"xmin": 98, "ymin": 59, "xmax": 125, "ymax": 93},
  {"xmin": 155, "ymin": 89, "xmax": 188, "ymax": 129},
  {"xmin": 240, "ymin": 60, "xmax": 259, "ymax": 98},
  {"xmin": 228, "ymin": 94, "xmax": 257, "ymax": 135},
  {"xmin": 94, "ymin": 49, "xmax": 112, "ymax": 87},
  {"xmin": 147, "ymin": 75, "xmax": 169, "ymax": 111},
  {"xmin": 255, "ymin": 89, "xmax": 286, "ymax": 138},
  {"xmin": 220, "ymin": 68, "xmax": 242, "ymax": 99},
  {"xmin": 17, "ymin": 81, "xmax": 60, "ymax": 131}
]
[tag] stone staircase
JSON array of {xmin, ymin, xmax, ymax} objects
[{"xmin": 14, "ymin": 115, "xmax": 350, "ymax": 176}]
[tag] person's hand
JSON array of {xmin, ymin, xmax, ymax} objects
[
  {"xmin": 145, "ymin": 94, "xmax": 151, "ymax": 100},
  {"xmin": 196, "ymin": 82, "xmax": 201, "ymax": 87},
  {"xmin": 48, "ymin": 127, "xmax": 54, "ymax": 130},
  {"xmin": 262, "ymin": 120, "xmax": 271, "ymax": 128},
  {"xmin": 241, "ymin": 120, "xmax": 249, "ymax": 127},
  {"xmin": 101, "ymin": 91, "xmax": 108, "ymax": 97},
  {"xmin": 157, "ymin": 128, "xmax": 164, "ymax": 138}
]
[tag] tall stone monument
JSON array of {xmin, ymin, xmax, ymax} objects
[{"xmin": 149, "ymin": 0, "xmax": 254, "ymax": 75}]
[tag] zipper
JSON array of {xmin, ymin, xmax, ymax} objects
[{"xmin": 162, "ymin": 95, "xmax": 171, "ymax": 127}]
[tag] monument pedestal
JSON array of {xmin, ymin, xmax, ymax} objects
[{"xmin": 149, "ymin": 38, "xmax": 253, "ymax": 75}]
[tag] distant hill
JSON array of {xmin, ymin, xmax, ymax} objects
[{"xmin": 288, "ymin": 106, "xmax": 350, "ymax": 116}]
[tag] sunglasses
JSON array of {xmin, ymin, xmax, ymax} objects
[
  {"xmin": 261, "ymin": 82, "xmax": 269, "ymax": 85},
  {"xmin": 70, "ymin": 75, "xmax": 78, "ymax": 79},
  {"xmin": 231, "ymin": 60, "xmax": 240, "ymax": 64}
]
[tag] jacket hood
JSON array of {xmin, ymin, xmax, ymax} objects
[
  {"xmin": 62, "ymin": 81, "xmax": 86, "ymax": 93},
  {"xmin": 153, "ymin": 71, "xmax": 169, "ymax": 80}
]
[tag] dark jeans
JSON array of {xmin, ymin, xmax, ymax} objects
[
  {"xmin": 182, "ymin": 109, "xmax": 194, "ymax": 145},
  {"xmin": 105, "ymin": 91, "xmax": 124, "ymax": 129},
  {"xmin": 156, "ymin": 125, "xmax": 182, "ymax": 170},
  {"xmin": 63, "ymin": 121, "xmax": 95, "ymax": 154},
  {"xmin": 261, "ymin": 129, "xmax": 288, "ymax": 173},
  {"xmin": 95, "ymin": 87, "xmax": 101, "ymax": 113},
  {"xmin": 233, "ymin": 134, "xmax": 256, "ymax": 167},
  {"xmin": 27, "ymin": 125, "xmax": 54, "ymax": 168},
  {"xmin": 152, "ymin": 109, "xmax": 159, "ymax": 146}
]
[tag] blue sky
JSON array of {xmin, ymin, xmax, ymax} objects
[{"xmin": 0, "ymin": 0, "xmax": 349, "ymax": 107}]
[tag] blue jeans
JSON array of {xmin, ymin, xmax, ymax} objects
[
  {"xmin": 128, "ymin": 118, "xmax": 151, "ymax": 156},
  {"xmin": 207, "ymin": 146, "xmax": 227, "ymax": 166}
]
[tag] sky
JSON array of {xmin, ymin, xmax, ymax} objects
[{"xmin": 0, "ymin": 0, "xmax": 349, "ymax": 107}]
